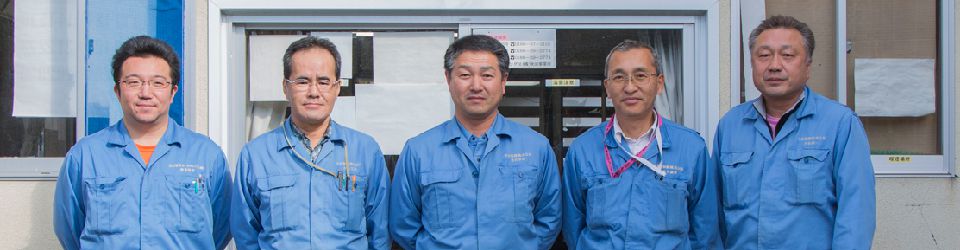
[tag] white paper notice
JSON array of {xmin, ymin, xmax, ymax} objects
[
  {"xmin": 331, "ymin": 96, "xmax": 358, "ymax": 129},
  {"xmin": 355, "ymin": 84, "xmax": 453, "ymax": 154},
  {"xmin": 248, "ymin": 35, "xmax": 306, "ymax": 101},
  {"xmin": 854, "ymin": 58, "xmax": 936, "ymax": 117},
  {"xmin": 474, "ymin": 29, "xmax": 557, "ymax": 68},
  {"xmin": 373, "ymin": 32, "xmax": 453, "ymax": 84},
  {"xmin": 310, "ymin": 32, "xmax": 354, "ymax": 79},
  {"xmin": 13, "ymin": 0, "xmax": 79, "ymax": 117}
]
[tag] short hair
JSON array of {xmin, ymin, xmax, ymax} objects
[
  {"xmin": 749, "ymin": 15, "xmax": 815, "ymax": 63},
  {"xmin": 443, "ymin": 35, "xmax": 510, "ymax": 77},
  {"xmin": 282, "ymin": 36, "xmax": 342, "ymax": 79},
  {"xmin": 604, "ymin": 40, "xmax": 662, "ymax": 76},
  {"xmin": 111, "ymin": 36, "xmax": 181, "ymax": 87}
]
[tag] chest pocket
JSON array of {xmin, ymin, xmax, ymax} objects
[
  {"xmin": 787, "ymin": 149, "xmax": 831, "ymax": 205},
  {"xmin": 648, "ymin": 178, "xmax": 690, "ymax": 234},
  {"xmin": 719, "ymin": 152, "xmax": 753, "ymax": 209},
  {"xmin": 165, "ymin": 175, "xmax": 211, "ymax": 233},
  {"xmin": 420, "ymin": 170, "xmax": 463, "ymax": 229},
  {"xmin": 334, "ymin": 174, "xmax": 368, "ymax": 233},
  {"xmin": 256, "ymin": 174, "xmax": 300, "ymax": 233},
  {"xmin": 499, "ymin": 164, "xmax": 540, "ymax": 223},
  {"xmin": 83, "ymin": 176, "xmax": 128, "ymax": 235},
  {"xmin": 582, "ymin": 175, "xmax": 620, "ymax": 229}
]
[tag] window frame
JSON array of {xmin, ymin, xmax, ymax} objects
[
  {"xmin": 0, "ymin": 1, "xmax": 85, "ymax": 179},
  {"xmin": 731, "ymin": 0, "xmax": 957, "ymax": 177},
  {"xmin": 207, "ymin": 1, "xmax": 723, "ymax": 168},
  {"xmin": 0, "ymin": 0, "xmax": 199, "ymax": 179},
  {"xmin": 838, "ymin": 0, "xmax": 956, "ymax": 176}
]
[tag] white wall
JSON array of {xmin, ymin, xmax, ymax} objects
[
  {"xmin": 874, "ymin": 178, "xmax": 960, "ymax": 249},
  {"xmin": 0, "ymin": 181, "xmax": 58, "ymax": 249}
]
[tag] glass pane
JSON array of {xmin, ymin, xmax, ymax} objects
[
  {"xmin": 846, "ymin": 0, "xmax": 940, "ymax": 155},
  {"xmin": 245, "ymin": 29, "xmax": 457, "ymax": 173},
  {"xmin": 495, "ymin": 29, "xmax": 684, "ymax": 157},
  {"xmin": 0, "ymin": 0, "xmax": 77, "ymax": 157}
]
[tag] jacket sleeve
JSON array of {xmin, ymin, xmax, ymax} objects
[
  {"xmin": 229, "ymin": 148, "xmax": 263, "ymax": 250},
  {"xmin": 560, "ymin": 147, "xmax": 586, "ymax": 250},
  {"xmin": 388, "ymin": 143, "xmax": 423, "ymax": 250},
  {"xmin": 366, "ymin": 146, "xmax": 392, "ymax": 250},
  {"xmin": 687, "ymin": 142, "xmax": 723, "ymax": 249},
  {"xmin": 831, "ymin": 114, "xmax": 876, "ymax": 249},
  {"xmin": 533, "ymin": 145, "xmax": 562, "ymax": 250},
  {"xmin": 210, "ymin": 151, "xmax": 233, "ymax": 250},
  {"xmin": 53, "ymin": 151, "xmax": 84, "ymax": 250}
]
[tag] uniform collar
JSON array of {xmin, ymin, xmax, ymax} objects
[
  {"xmin": 442, "ymin": 113, "xmax": 512, "ymax": 143},
  {"xmin": 604, "ymin": 115, "xmax": 672, "ymax": 149},
  {"xmin": 455, "ymin": 118, "xmax": 488, "ymax": 142},
  {"xmin": 745, "ymin": 86, "xmax": 815, "ymax": 121},
  {"xmin": 106, "ymin": 117, "xmax": 183, "ymax": 148},
  {"xmin": 612, "ymin": 114, "xmax": 657, "ymax": 145},
  {"xmin": 277, "ymin": 118, "xmax": 345, "ymax": 151}
]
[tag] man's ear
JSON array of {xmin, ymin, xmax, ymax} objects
[
  {"xmin": 169, "ymin": 84, "xmax": 179, "ymax": 104},
  {"xmin": 657, "ymin": 74, "xmax": 665, "ymax": 95}
]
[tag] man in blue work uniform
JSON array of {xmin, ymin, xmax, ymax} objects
[
  {"xmin": 714, "ymin": 15, "xmax": 876, "ymax": 249},
  {"xmin": 53, "ymin": 36, "xmax": 232, "ymax": 250},
  {"xmin": 561, "ymin": 40, "xmax": 722, "ymax": 250},
  {"xmin": 230, "ymin": 36, "xmax": 391, "ymax": 250},
  {"xmin": 389, "ymin": 35, "xmax": 562, "ymax": 249}
]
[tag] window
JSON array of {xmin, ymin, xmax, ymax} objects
[
  {"xmin": 474, "ymin": 28, "xmax": 687, "ymax": 158},
  {"xmin": 0, "ymin": 0, "xmax": 81, "ymax": 178},
  {"xmin": 844, "ymin": 0, "xmax": 953, "ymax": 175},
  {"xmin": 212, "ymin": 7, "xmax": 718, "ymax": 176}
]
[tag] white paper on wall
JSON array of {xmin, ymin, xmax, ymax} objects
[
  {"xmin": 373, "ymin": 32, "xmax": 453, "ymax": 84},
  {"xmin": 13, "ymin": 0, "xmax": 79, "ymax": 117},
  {"xmin": 248, "ymin": 35, "xmax": 306, "ymax": 101},
  {"xmin": 854, "ymin": 58, "xmax": 936, "ymax": 117},
  {"xmin": 310, "ymin": 32, "xmax": 354, "ymax": 79},
  {"xmin": 331, "ymin": 96, "xmax": 358, "ymax": 129},
  {"xmin": 355, "ymin": 84, "xmax": 453, "ymax": 154},
  {"xmin": 474, "ymin": 28, "xmax": 557, "ymax": 68}
]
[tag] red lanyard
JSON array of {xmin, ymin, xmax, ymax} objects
[{"xmin": 603, "ymin": 114, "xmax": 661, "ymax": 178}]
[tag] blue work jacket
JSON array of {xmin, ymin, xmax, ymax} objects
[
  {"xmin": 230, "ymin": 119, "xmax": 391, "ymax": 250},
  {"xmin": 53, "ymin": 119, "xmax": 232, "ymax": 250},
  {"xmin": 389, "ymin": 114, "xmax": 562, "ymax": 250},
  {"xmin": 713, "ymin": 87, "xmax": 876, "ymax": 249},
  {"xmin": 561, "ymin": 117, "xmax": 721, "ymax": 249}
]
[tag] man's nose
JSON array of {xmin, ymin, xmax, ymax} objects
[{"xmin": 767, "ymin": 55, "xmax": 785, "ymax": 72}]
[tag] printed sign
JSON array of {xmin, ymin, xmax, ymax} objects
[{"xmin": 474, "ymin": 29, "xmax": 557, "ymax": 69}]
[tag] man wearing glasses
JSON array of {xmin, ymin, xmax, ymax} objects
[
  {"xmin": 53, "ymin": 36, "xmax": 232, "ymax": 249},
  {"xmin": 714, "ymin": 16, "xmax": 875, "ymax": 249},
  {"xmin": 560, "ymin": 40, "xmax": 721, "ymax": 249},
  {"xmin": 230, "ymin": 36, "xmax": 391, "ymax": 250},
  {"xmin": 389, "ymin": 35, "xmax": 562, "ymax": 249}
]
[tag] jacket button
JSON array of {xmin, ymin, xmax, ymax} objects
[{"xmin": 473, "ymin": 171, "xmax": 479, "ymax": 178}]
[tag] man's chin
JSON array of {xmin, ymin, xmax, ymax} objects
[
  {"xmin": 293, "ymin": 113, "xmax": 330, "ymax": 124},
  {"xmin": 129, "ymin": 115, "xmax": 163, "ymax": 126},
  {"xmin": 462, "ymin": 108, "xmax": 497, "ymax": 119}
]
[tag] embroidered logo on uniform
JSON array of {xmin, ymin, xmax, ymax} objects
[
  {"xmin": 505, "ymin": 152, "xmax": 532, "ymax": 162},
  {"xmin": 799, "ymin": 136, "xmax": 827, "ymax": 146},
  {"xmin": 168, "ymin": 164, "xmax": 205, "ymax": 173},
  {"xmin": 336, "ymin": 161, "xmax": 362, "ymax": 167},
  {"xmin": 661, "ymin": 165, "xmax": 684, "ymax": 176}
]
